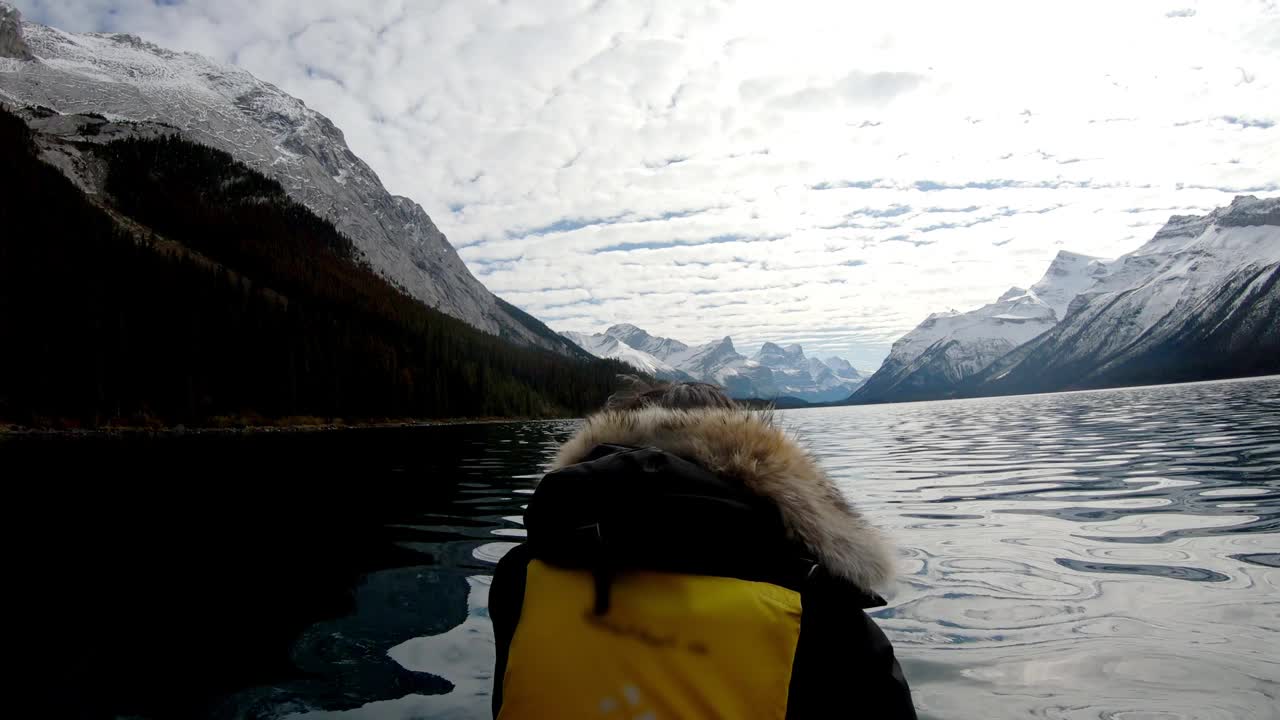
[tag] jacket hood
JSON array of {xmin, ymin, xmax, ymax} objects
[{"xmin": 551, "ymin": 406, "xmax": 896, "ymax": 591}]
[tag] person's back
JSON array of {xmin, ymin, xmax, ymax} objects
[{"xmin": 491, "ymin": 383, "xmax": 916, "ymax": 719}]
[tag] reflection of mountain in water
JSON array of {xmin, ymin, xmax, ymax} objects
[{"xmin": 10, "ymin": 422, "xmax": 572, "ymax": 720}]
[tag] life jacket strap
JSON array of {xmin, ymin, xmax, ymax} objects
[{"xmin": 574, "ymin": 521, "xmax": 615, "ymax": 615}]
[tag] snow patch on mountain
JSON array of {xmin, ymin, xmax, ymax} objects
[
  {"xmin": 850, "ymin": 282, "xmax": 1064, "ymax": 403},
  {"xmin": 0, "ymin": 5, "xmax": 576, "ymax": 354},
  {"xmin": 603, "ymin": 324, "xmax": 692, "ymax": 365},
  {"xmin": 560, "ymin": 326, "xmax": 865, "ymax": 401},
  {"xmin": 980, "ymin": 196, "xmax": 1280, "ymax": 389},
  {"xmin": 559, "ymin": 331, "xmax": 686, "ymax": 380},
  {"xmin": 1030, "ymin": 251, "xmax": 1110, "ymax": 320},
  {"xmin": 854, "ymin": 195, "xmax": 1280, "ymax": 403}
]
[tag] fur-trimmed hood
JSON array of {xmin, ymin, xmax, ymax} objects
[{"xmin": 550, "ymin": 406, "xmax": 896, "ymax": 591}]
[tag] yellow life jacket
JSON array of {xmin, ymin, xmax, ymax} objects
[{"xmin": 497, "ymin": 559, "xmax": 803, "ymax": 720}]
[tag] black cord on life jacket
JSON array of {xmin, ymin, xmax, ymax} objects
[
  {"xmin": 575, "ymin": 521, "xmax": 615, "ymax": 615},
  {"xmin": 592, "ymin": 564, "xmax": 614, "ymax": 615}
]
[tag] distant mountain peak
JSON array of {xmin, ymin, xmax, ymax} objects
[
  {"xmin": 561, "ymin": 330, "xmax": 684, "ymax": 379},
  {"xmin": 821, "ymin": 356, "xmax": 864, "ymax": 380},
  {"xmin": 566, "ymin": 326, "xmax": 865, "ymax": 402},
  {"xmin": 755, "ymin": 341, "xmax": 807, "ymax": 364},
  {"xmin": 1219, "ymin": 194, "xmax": 1280, "ymax": 226},
  {"xmin": 1030, "ymin": 249, "xmax": 1106, "ymax": 320}
]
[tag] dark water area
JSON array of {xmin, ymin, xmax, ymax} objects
[
  {"xmin": 6, "ymin": 421, "xmax": 576, "ymax": 719},
  {"xmin": 6, "ymin": 377, "xmax": 1279, "ymax": 719}
]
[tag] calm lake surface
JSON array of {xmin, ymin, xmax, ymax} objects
[{"xmin": 7, "ymin": 376, "xmax": 1278, "ymax": 719}]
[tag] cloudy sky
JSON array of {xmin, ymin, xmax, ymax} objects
[{"xmin": 18, "ymin": 0, "xmax": 1280, "ymax": 368}]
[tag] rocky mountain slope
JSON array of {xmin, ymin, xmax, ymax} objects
[
  {"xmin": 849, "ymin": 251, "xmax": 1100, "ymax": 403},
  {"xmin": 562, "ymin": 324, "xmax": 867, "ymax": 401},
  {"xmin": 0, "ymin": 3, "xmax": 579, "ymax": 355},
  {"xmin": 851, "ymin": 196, "xmax": 1280, "ymax": 403},
  {"xmin": 971, "ymin": 196, "xmax": 1280, "ymax": 395},
  {"xmin": 0, "ymin": 104, "xmax": 627, "ymax": 427}
]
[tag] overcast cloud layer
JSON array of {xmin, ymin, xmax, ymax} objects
[{"xmin": 19, "ymin": 0, "xmax": 1280, "ymax": 368}]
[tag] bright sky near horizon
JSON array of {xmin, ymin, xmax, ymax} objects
[{"xmin": 18, "ymin": 0, "xmax": 1279, "ymax": 368}]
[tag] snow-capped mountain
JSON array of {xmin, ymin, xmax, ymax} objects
[
  {"xmin": 562, "ymin": 326, "xmax": 866, "ymax": 401},
  {"xmin": 821, "ymin": 356, "xmax": 865, "ymax": 381},
  {"xmin": 0, "ymin": 4, "xmax": 577, "ymax": 355},
  {"xmin": 754, "ymin": 342, "xmax": 807, "ymax": 370},
  {"xmin": 753, "ymin": 342, "xmax": 867, "ymax": 402},
  {"xmin": 603, "ymin": 324, "xmax": 693, "ymax": 364},
  {"xmin": 1028, "ymin": 250, "xmax": 1113, "ymax": 319},
  {"xmin": 559, "ymin": 331, "xmax": 689, "ymax": 380},
  {"xmin": 972, "ymin": 195, "xmax": 1280, "ymax": 394},
  {"xmin": 849, "ymin": 252, "xmax": 1098, "ymax": 404},
  {"xmin": 851, "ymin": 195, "xmax": 1280, "ymax": 404},
  {"xmin": 567, "ymin": 326, "xmax": 772, "ymax": 396}
]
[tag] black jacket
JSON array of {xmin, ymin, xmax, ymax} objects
[{"xmin": 491, "ymin": 408, "xmax": 915, "ymax": 719}]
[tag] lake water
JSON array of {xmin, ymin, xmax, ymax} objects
[{"xmin": 8, "ymin": 376, "xmax": 1278, "ymax": 719}]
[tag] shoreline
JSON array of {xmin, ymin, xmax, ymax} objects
[
  {"xmin": 7, "ymin": 374, "xmax": 1276, "ymax": 436},
  {"xmin": 0, "ymin": 415, "xmax": 579, "ymax": 437}
]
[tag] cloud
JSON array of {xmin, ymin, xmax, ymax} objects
[
  {"xmin": 1221, "ymin": 115, "xmax": 1276, "ymax": 129},
  {"xmin": 12, "ymin": 0, "xmax": 1279, "ymax": 368},
  {"xmin": 768, "ymin": 70, "xmax": 925, "ymax": 112},
  {"xmin": 594, "ymin": 234, "xmax": 763, "ymax": 254}
]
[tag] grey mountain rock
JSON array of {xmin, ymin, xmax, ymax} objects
[
  {"xmin": 852, "ymin": 195, "xmax": 1280, "ymax": 404},
  {"xmin": 0, "ymin": 3, "xmax": 31, "ymax": 60},
  {"xmin": 820, "ymin": 356, "xmax": 866, "ymax": 381},
  {"xmin": 971, "ymin": 196, "xmax": 1280, "ymax": 395},
  {"xmin": 0, "ymin": 4, "xmax": 577, "ymax": 354},
  {"xmin": 559, "ymin": 331, "xmax": 691, "ymax": 381},
  {"xmin": 563, "ymin": 327, "xmax": 865, "ymax": 401},
  {"xmin": 603, "ymin": 324, "xmax": 692, "ymax": 363},
  {"xmin": 850, "ymin": 267, "xmax": 1073, "ymax": 404}
]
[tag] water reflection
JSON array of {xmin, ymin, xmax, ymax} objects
[
  {"xmin": 294, "ymin": 378, "xmax": 1278, "ymax": 720},
  {"xmin": 8, "ymin": 379, "xmax": 1277, "ymax": 719},
  {"xmin": 273, "ymin": 422, "xmax": 576, "ymax": 720},
  {"xmin": 782, "ymin": 376, "xmax": 1279, "ymax": 720}
]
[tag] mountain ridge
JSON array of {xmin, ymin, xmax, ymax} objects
[
  {"xmin": 849, "ymin": 195, "xmax": 1280, "ymax": 404},
  {"xmin": 0, "ymin": 3, "xmax": 579, "ymax": 355},
  {"xmin": 562, "ymin": 326, "xmax": 867, "ymax": 402},
  {"xmin": 0, "ymin": 104, "xmax": 628, "ymax": 427}
]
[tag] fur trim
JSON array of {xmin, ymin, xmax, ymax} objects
[{"xmin": 551, "ymin": 406, "xmax": 896, "ymax": 591}]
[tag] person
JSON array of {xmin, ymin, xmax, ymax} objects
[{"xmin": 490, "ymin": 381, "xmax": 916, "ymax": 719}]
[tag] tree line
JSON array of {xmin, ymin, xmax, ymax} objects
[{"xmin": 0, "ymin": 107, "xmax": 630, "ymax": 427}]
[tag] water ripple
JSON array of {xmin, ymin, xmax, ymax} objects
[
  {"xmin": 274, "ymin": 379, "xmax": 1278, "ymax": 720},
  {"xmin": 1054, "ymin": 558, "xmax": 1231, "ymax": 582},
  {"xmin": 779, "ymin": 376, "xmax": 1280, "ymax": 720}
]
